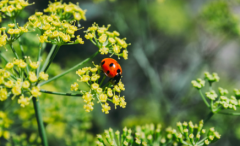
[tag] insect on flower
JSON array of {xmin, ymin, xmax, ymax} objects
[{"xmin": 101, "ymin": 58, "xmax": 122, "ymax": 84}]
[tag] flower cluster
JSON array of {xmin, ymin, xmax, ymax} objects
[
  {"xmin": 0, "ymin": 58, "xmax": 48, "ymax": 107},
  {"xmin": 27, "ymin": 12, "xmax": 84, "ymax": 45},
  {"xmin": 204, "ymin": 72, "xmax": 219, "ymax": 83},
  {"xmin": 0, "ymin": 111, "xmax": 13, "ymax": 140},
  {"xmin": 191, "ymin": 78, "xmax": 205, "ymax": 89},
  {"xmin": 192, "ymin": 72, "xmax": 240, "ymax": 113},
  {"xmin": 43, "ymin": 1, "xmax": 86, "ymax": 23},
  {"xmin": 0, "ymin": 24, "xmax": 28, "ymax": 47},
  {"xmin": 5, "ymin": 133, "xmax": 42, "ymax": 146},
  {"xmin": 85, "ymin": 23, "xmax": 129, "ymax": 59},
  {"xmin": 96, "ymin": 121, "xmax": 221, "ymax": 146},
  {"xmin": 71, "ymin": 64, "xmax": 126, "ymax": 114},
  {"xmin": 0, "ymin": 0, "xmax": 32, "ymax": 19}
]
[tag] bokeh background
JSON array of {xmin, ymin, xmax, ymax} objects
[{"xmin": 1, "ymin": 0, "xmax": 240, "ymax": 145}]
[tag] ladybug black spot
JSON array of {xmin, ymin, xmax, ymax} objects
[
  {"xmin": 109, "ymin": 63, "xmax": 114, "ymax": 67},
  {"xmin": 101, "ymin": 61, "xmax": 105, "ymax": 65},
  {"xmin": 117, "ymin": 69, "xmax": 121, "ymax": 73},
  {"xmin": 107, "ymin": 70, "xmax": 110, "ymax": 74}
]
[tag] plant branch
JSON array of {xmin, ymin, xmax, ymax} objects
[
  {"xmin": 199, "ymin": 90, "xmax": 210, "ymax": 107},
  {"xmin": 32, "ymin": 97, "xmax": 48, "ymax": 146},
  {"xmin": 39, "ymin": 51, "xmax": 99, "ymax": 86},
  {"xmin": 40, "ymin": 89, "xmax": 83, "ymax": 96},
  {"xmin": 40, "ymin": 44, "xmax": 57, "ymax": 72}
]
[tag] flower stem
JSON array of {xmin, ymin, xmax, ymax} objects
[
  {"xmin": 199, "ymin": 90, "xmax": 210, "ymax": 107},
  {"xmin": 39, "ymin": 51, "xmax": 99, "ymax": 86},
  {"xmin": 32, "ymin": 97, "xmax": 48, "ymax": 146},
  {"xmin": 40, "ymin": 44, "xmax": 57, "ymax": 72},
  {"xmin": 9, "ymin": 43, "xmax": 19, "ymax": 59},
  {"xmin": 204, "ymin": 112, "xmax": 214, "ymax": 123},
  {"xmin": 40, "ymin": 89, "xmax": 83, "ymax": 96},
  {"xmin": 218, "ymin": 111, "xmax": 240, "ymax": 115}
]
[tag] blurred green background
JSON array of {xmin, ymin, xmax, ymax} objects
[{"xmin": 1, "ymin": 0, "xmax": 240, "ymax": 145}]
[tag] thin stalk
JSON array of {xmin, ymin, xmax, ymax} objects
[
  {"xmin": 204, "ymin": 112, "xmax": 214, "ymax": 123},
  {"xmin": 32, "ymin": 97, "xmax": 48, "ymax": 146},
  {"xmin": 40, "ymin": 44, "xmax": 57, "ymax": 72},
  {"xmin": 43, "ymin": 45, "xmax": 61, "ymax": 72},
  {"xmin": 10, "ymin": 43, "xmax": 19, "ymax": 59},
  {"xmin": 39, "ymin": 51, "xmax": 99, "ymax": 86},
  {"xmin": 40, "ymin": 89, "xmax": 83, "ymax": 96},
  {"xmin": 37, "ymin": 44, "xmax": 42, "ymax": 76},
  {"xmin": 199, "ymin": 90, "xmax": 210, "ymax": 107},
  {"xmin": 0, "ymin": 52, "xmax": 8, "ymax": 62},
  {"xmin": 99, "ymin": 76, "xmax": 106, "ymax": 86},
  {"xmin": 218, "ymin": 111, "xmax": 240, "ymax": 115}
]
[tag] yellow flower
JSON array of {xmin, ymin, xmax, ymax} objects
[
  {"xmin": 22, "ymin": 81, "xmax": 30, "ymax": 89},
  {"xmin": 18, "ymin": 60, "xmax": 27, "ymax": 68},
  {"xmin": 71, "ymin": 82, "xmax": 79, "ymax": 91},
  {"xmin": 5, "ymin": 62, "xmax": 14, "ymax": 69},
  {"xmin": 91, "ymin": 74, "xmax": 100, "ymax": 81},
  {"xmin": 81, "ymin": 75, "xmax": 90, "ymax": 82},
  {"xmin": 107, "ymin": 88, "xmax": 113, "ymax": 97},
  {"xmin": 90, "ymin": 67, "xmax": 98, "ymax": 73},
  {"xmin": 76, "ymin": 69, "xmax": 86, "ymax": 76},
  {"xmin": 99, "ymin": 93, "xmax": 107, "ymax": 102},
  {"xmin": 91, "ymin": 83, "xmax": 99, "ymax": 90},
  {"xmin": 113, "ymin": 95, "xmax": 120, "ymax": 106},
  {"xmin": 5, "ymin": 80, "xmax": 14, "ymax": 88},
  {"xmin": 84, "ymin": 102, "xmax": 94, "ymax": 112},
  {"xmin": 99, "ymin": 46, "xmax": 109, "ymax": 55},
  {"xmin": 29, "ymin": 72, "xmax": 38, "ymax": 82},
  {"xmin": 8, "ymin": 23, "xmax": 15, "ymax": 28},
  {"xmin": 31, "ymin": 87, "xmax": 41, "ymax": 97},
  {"xmin": 113, "ymin": 45, "xmax": 120, "ymax": 54},
  {"xmin": 85, "ymin": 33, "xmax": 94, "ymax": 39},
  {"xmin": 123, "ymin": 50, "xmax": 128, "ymax": 60},
  {"xmin": 0, "ymin": 88, "xmax": 8, "ymax": 101},
  {"xmin": 99, "ymin": 34, "xmax": 107, "ymax": 43},
  {"xmin": 114, "ymin": 85, "xmax": 121, "ymax": 92},
  {"xmin": 97, "ymin": 88, "xmax": 102, "ymax": 94},
  {"xmin": 74, "ymin": 13, "xmax": 81, "ymax": 20},
  {"xmin": 76, "ymin": 35, "xmax": 84, "ymax": 44},
  {"xmin": 108, "ymin": 37, "xmax": 116, "ymax": 44},
  {"xmin": 3, "ymin": 71, "xmax": 10, "ymax": 78},
  {"xmin": 82, "ymin": 92, "xmax": 93, "ymax": 103},
  {"xmin": 18, "ymin": 95, "xmax": 30, "ymax": 107},
  {"xmin": 120, "ymin": 96, "xmax": 126, "ymax": 108},
  {"xmin": 12, "ymin": 86, "xmax": 21, "ymax": 95},
  {"xmin": 39, "ymin": 72, "xmax": 49, "ymax": 80},
  {"xmin": 39, "ymin": 35, "xmax": 48, "ymax": 43},
  {"xmin": 102, "ymin": 103, "xmax": 111, "ymax": 114},
  {"xmin": 118, "ymin": 81, "xmax": 125, "ymax": 91},
  {"xmin": 30, "ymin": 62, "xmax": 39, "ymax": 69}
]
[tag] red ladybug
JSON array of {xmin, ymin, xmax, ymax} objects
[{"xmin": 101, "ymin": 58, "xmax": 122, "ymax": 84}]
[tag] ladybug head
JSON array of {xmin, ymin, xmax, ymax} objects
[{"xmin": 112, "ymin": 73, "xmax": 122, "ymax": 84}]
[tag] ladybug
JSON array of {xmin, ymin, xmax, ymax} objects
[{"xmin": 101, "ymin": 58, "xmax": 122, "ymax": 84}]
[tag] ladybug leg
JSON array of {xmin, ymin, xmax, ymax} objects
[{"xmin": 113, "ymin": 74, "xmax": 122, "ymax": 84}]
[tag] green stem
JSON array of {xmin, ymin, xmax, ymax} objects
[
  {"xmin": 40, "ymin": 89, "xmax": 83, "ymax": 96},
  {"xmin": 199, "ymin": 90, "xmax": 210, "ymax": 107},
  {"xmin": 0, "ymin": 52, "xmax": 8, "ymax": 63},
  {"xmin": 32, "ymin": 97, "xmax": 48, "ymax": 146},
  {"xmin": 40, "ymin": 44, "xmax": 57, "ymax": 72},
  {"xmin": 9, "ymin": 43, "xmax": 19, "ymax": 59},
  {"xmin": 100, "ymin": 76, "xmax": 106, "ymax": 86},
  {"xmin": 37, "ymin": 44, "xmax": 42, "ymax": 76},
  {"xmin": 39, "ymin": 51, "xmax": 99, "ymax": 86},
  {"xmin": 218, "ymin": 111, "xmax": 240, "ymax": 115},
  {"xmin": 204, "ymin": 112, "xmax": 214, "ymax": 123}
]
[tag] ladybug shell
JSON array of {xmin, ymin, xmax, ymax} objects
[{"xmin": 101, "ymin": 58, "xmax": 122, "ymax": 78}]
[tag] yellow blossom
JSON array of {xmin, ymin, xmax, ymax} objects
[
  {"xmin": 84, "ymin": 102, "xmax": 94, "ymax": 112},
  {"xmin": 91, "ymin": 74, "xmax": 100, "ymax": 81},
  {"xmin": 91, "ymin": 83, "xmax": 99, "ymax": 90},
  {"xmin": 12, "ymin": 86, "xmax": 21, "ymax": 95},
  {"xmin": 18, "ymin": 60, "xmax": 27, "ymax": 68},
  {"xmin": 5, "ymin": 80, "xmax": 14, "ymax": 88},
  {"xmin": 108, "ymin": 37, "xmax": 116, "ymax": 44},
  {"xmin": 82, "ymin": 92, "xmax": 93, "ymax": 103},
  {"xmin": 107, "ymin": 88, "xmax": 113, "ymax": 97},
  {"xmin": 97, "ymin": 88, "xmax": 102, "ymax": 94},
  {"xmin": 90, "ymin": 67, "xmax": 98, "ymax": 73},
  {"xmin": 29, "ymin": 72, "xmax": 38, "ymax": 82},
  {"xmin": 18, "ymin": 95, "xmax": 30, "ymax": 107},
  {"xmin": 113, "ymin": 95, "xmax": 120, "ymax": 106},
  {"xmin": 99, "ymin": 34, "xmax": 107, "ymax": 43},
  {"xmin": 113, "ymin": 45, "xmax": 121, "ymax": 54},
  {"xmin": 74, "ymin": 13, "xmax": 81, "ymax": 20},
  {"xmin": 99, "ymin": 93, "xmax": 107, "ymax": 102},
  {"xmin": 71, "ymin": 82, "xmax": 79, "ymax": 91},
  {"xmin": 22, "ymin": 81, "xmax": 30, "ymax": 89},
  {"xmin": 31, "ymin": 87, "xmax": 41, "ymax": 97},
  {"xmin": 5, "ymin": 63, "xmax": 14, "ymax": 69},
  {"xmin": 30, "ymin": 62, "xmax": 39, "ymax": 69},
  {"xmin": 118, "ymin": 81, "xmax": 125, "ymax": 91},
  {"xmin": 102, "ymin": 103, "xmax": 111, "ymax": 114},
  {"xmin": 81, "ymin": 75, "xmax": 90, "ymax": 82},
  {"xmin": 76, "ymin": 35, "xmax": 84, "ymax": 44},
  {"xmin": 85, "ymin": 33, "xmax": 94, "ymax": 39},
  {"xmin": 3, "ymin": 71, "xmax": 10, "ymax": 78},
  {"xmin": 123, "ymin": 50, "xmax": 128, "ymax": 60},
  {"xmin": 0, "ymin": 88, "xmax": 8, "ymax": 101},
  {"xmin": 120, "ymin": 96, "xmax": 126, "ymax": 108},
  {"xmin": 39, "ymin": 72, "xmax": 49, "ymax": 80},
  {"xmin": 114, "ymin": 85, "xmax": 121, "ymax": 92},
  {"xmin": 99, "ymin": 46, "xmax": 109, "ymax": 55},
  {"xmin": 76, "ymin": 69, "xmax": 86, "ymax": 76},
  {"xmin": 8, "ymin": 23, "xmax": 15, "ymax": 28}
]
